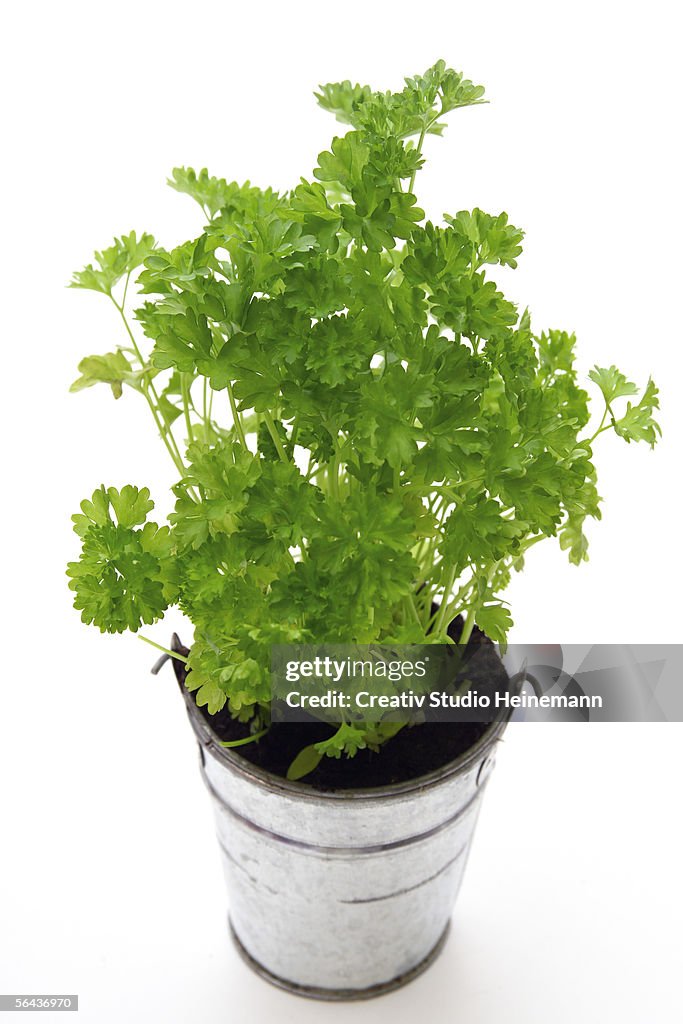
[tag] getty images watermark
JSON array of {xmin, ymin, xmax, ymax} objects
[{"xmin": 271, "ymin": 644, "xmax": 683, "ymax": 724}]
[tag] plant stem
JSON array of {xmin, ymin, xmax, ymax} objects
[
  {"xmin": 110, "ymin": 297, "xmax": 186, "ymax": 476},
  {"xmin": 586, "ymin": 407, "xmax": 610, "ymax": 444},
  {"xmin": 408, "ymin": 127, "xmax": 426, "ymax": 194},
  {"xmin": 227, "ymin": 379, "xmax": 247, "ymax": 446},
  {"xmin": 150, "ymin": 399, "xmax": 186, "ymax": 475},
  {"xmin": 406, "ymin": 592, "xmax": 423, "ymax": 629},
  {"xmin": 139, "ymin": 634, "xmax": 188, "ymax": 663},
  {"xmin": 329, "ymin": 448, "xmax": 341, "ymax": 499},
  {"xmin": 434, "ymin": 566, "xmax": 457, "ymax": 636},
  {"xmin": 458, "ymin": 606, "xmax": 477, "ymax": 647},
  {"xmin": 458, "ymin": 562, "xmax": 499, "ymax": 646},
  {"xmin": 427, "ymin": 578, "xmax": 470, "ymax": 632},
  {"xmin": 181, "ymin": 373, "xmax": 195, "ymax": 445},
  {"xmin": 263, "ymin": 410, "xmax": 288, "ymax": 463},
  {"xmin": 407, "ymin": 107, "xmax": 442, "ymax": 193},
  {"xmin": 219, "ymin": 727, "xmax": 270, "ymax": 748}
]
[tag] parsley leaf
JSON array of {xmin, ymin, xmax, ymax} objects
[
  {"xmin": 70, "ymin": 231, "xmax": 155, "ymax": 296},
  {"xmin": 68, "ymin": 486, "xmax": 175, "ymax": 632}
]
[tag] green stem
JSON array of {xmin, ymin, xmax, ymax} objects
[
  {"xmin": 586, "ymin": 406, "xmax": 610, "ymax": 444},
  {"xmin": 328, "ymin": 449, "xmax": 341, "ymax": 499},
  {"xmin": 406, "ymin": 593, "xmax": 423, "ymax": 629},
  {"xmin": 434, "ymin": 566, "xmax": 457, "ymax": 637},
  {"xmin": 181, "ymin": 373, "xmax": 195, "ymax": 445},
  {"xmin": 519, "ymin": 533, "xmax": 545, "ymax": 556},
  {"xmin": 408, "ymin": 127, "xmax": 426, "ymax": 194},
  {"xmin": 459, "ymin": 562, "xmax": 499, "ymax": 646},
  {"xmin": 427, "ymin": 574, "xmax": 474, "ymax": 632},
  {"xmin": 407, "ymin": 107, "xmax": 442, "ymax": 194},
  {"xmin": 110, "ymin": 297, "xmax": 186, "ymax": 476},
  {"xmin": 219, "ymin": 727, "xmax": 270, "ymax": 748},
  {"xmin": 141, "ymin": 391, "xmax": 185, "ymax": 476},
  {"xmin": 459, "ymin": 606, "xmax": 477, "ymax": 647},
  {"xmin": 227, "ymin": 380, "xmax": 248, "ymax": 447},
  {"xmin": 139, "ymin": 635, "xmax": 188, "ymax": 663},
  {"xmin": 263, "ymin": 410, "xmax": 288, "ymax": 463},
  {"xmin": 202, "ymin": 376, "xmax": 209, "ymax": 431},
  {"xmin": 587, "ymin": 419, "xmax": 612, "ymax": 444}
]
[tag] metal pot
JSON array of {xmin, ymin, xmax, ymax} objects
[{"xmin": 185, "ymin": 698, "xmax": 508, "ymax": 1000}]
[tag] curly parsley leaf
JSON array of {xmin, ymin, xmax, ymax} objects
[
  {"xmin": 68, "ymin": 486, "xmax": 175, "ymax": 633},
  {"xmin": 613, "ymin": 379, "xmax": 661, "ymax": 446},
  {"xmin": 70, "ymin": 231, "xmax": 155, "ymax": 295},
  {"xmin": 588, "ymin": 365, "xmax": 639, "ymax": 405},
  {"xmin": 590, "ymin": 367, "xmax": 661, "ymax": 447},
  {"xmin": 168, "ymin": 167, "xmax": 282, "ymax": 223},
  {"xmin": 70, "ymin": 351, "xmax": 141, "ymax": 399}
]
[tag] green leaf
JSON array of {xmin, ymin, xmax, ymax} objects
[
  {"xmin": 317, "ymin": 61, "xmax": 486, "ymax": 144},
  {"xmin": 170, "ymin": 442, "xmax": 262, "ymax": 548},
  {"xmin": 588, "ymin": 365, "xmax": 638, "ymax": 405},
  {"xmin": 168, "ymin": 168, "xmax": 282, "ymax": 221},
  {"xmin": 107, "ymin": 485, "xmax": 155, "ymax": 529},
  {"xmin": 290, "ymin": 181, "xmax": 343, "ymax": 253},
  {"xmin": 286, "ymin": 743, "xmax": 324, "ymax": 781},
  {"xmin": 194, "ymin": 679, "xmax": 228, "ymax": 715},
  {"xmin": 613, "ymin": 379, "xmax": 661, "ymax": 446},
  {"xmin": 70, "ymin": 231, "xmax": 155, "ymax": 295},
  {"xmin": 72, "ymin": 485, "xmax": 154, "ymax": 536},
  {"xmin": 70, "ymin": 350, "xmax": 138, "ymax": 399},
  {"xmin": 412, "ymin": 61, "xmax": 486, "ymax": 117},
  {"xmin": 589, "ymin": 368, "xmax": 661, "ymax": 446},
  {"xmin": 536, "ymin": 330, "xmax": 577, "ymax": 379},
  {"xmin": 444, "ymin": 209, "xmax": 524, "ymax": 268},
  {"xmin": 314, "ymin": 81, "xmax": 374, "ymax": 125},
  {"xmin": 559, "ymin": 515, "xmax": 590, "ymax": 565},
  {"xmin": 314, "ymin": 133, "xmax": 369, "ymax": 192},
  {"xmin": 431, "ymin": 273, "xmax": 518, "ymax": 340},
  {"xmin": 475, "ymin": 604, "xmax": 513, "ymax": 645},
  {"xmin": 67, "ymin": 486, "xmax": 174, "ymax": 634},
  {"xmin": 314, "ymin": 724, "xmax": 370, "ymax": 759},
  {"xmin": 146, "ymin": 308, "xmax": 214, "ymax": 375},
  {"xmin": 442, "ymin": 495, "xmax": 526, "ymax": 571}
]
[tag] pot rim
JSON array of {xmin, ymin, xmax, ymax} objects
[{"xmin": 184, "ymin": 688, "xmax": 513, "ymax": 802}]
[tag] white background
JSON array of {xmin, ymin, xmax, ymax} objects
[{"xmin": 1, "ymin": 1, "xmax": 682, "ymax": 1021}]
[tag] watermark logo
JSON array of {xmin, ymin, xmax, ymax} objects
[{"xmin": 271, "ymin": 644, "xmax": 682, "ymax": 725}]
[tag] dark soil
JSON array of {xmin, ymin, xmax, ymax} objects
[{"xmin": 167, "ymin": 613, "xmax": 510, "ymax": 790}]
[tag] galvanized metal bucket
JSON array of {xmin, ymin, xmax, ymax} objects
[{"xmin": 186, "ymin": 701, "xmax": 508, "ymax": 1000}]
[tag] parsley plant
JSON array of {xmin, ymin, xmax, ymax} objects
[{"xmin": 68, "ymin": 62, "xmax": 660, "ymax": 762}]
